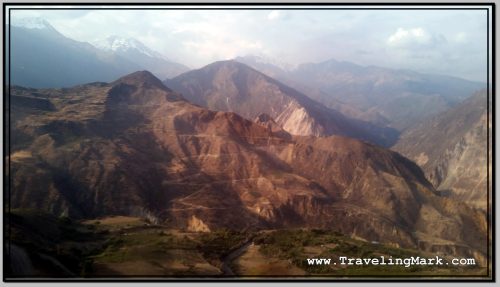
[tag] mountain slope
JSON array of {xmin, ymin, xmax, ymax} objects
[
  {"xmin": 289, "ymin": 59, "xmax": 487, "ymax": 131},
  {"xmin": 92, "ymin": 35, "xmax": 189, "ymax": 79},
  {"xmin": 9, "ymin": 18, "xmax": 141, "ymax": 88},
  {"xmin": 10, "ymin": 72, "xmax": 487, "ymax": 263},
  {"xmin": 165, "ymin": 60, "xmax": 398, "ymax": 146},
  {"xmin": 393, "ymin": 90, "xmax": 491, "ymax": 210},
  {"xmin": 235, "ymin": 56, "xmax": 485, "ymax": 131}
]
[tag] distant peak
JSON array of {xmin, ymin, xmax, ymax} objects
[
  {"xmin": 92, "ymin": 35, "xmax": 164, "ymax": 59},
  {"xmin": 11, "ymin": 17, "xmax": 54, "ymax": 30}
]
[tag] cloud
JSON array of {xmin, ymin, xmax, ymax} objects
[
  {"xmin": 387, "ymin": 27, "xmax": 434, "ymax": 46},
  {"xmin": 183, "ymin": 37, "xmax": 264, "ymax": 63},
  {"xmin": 152, "ymin": 12, "xmax": 271, "ymax": 66}
]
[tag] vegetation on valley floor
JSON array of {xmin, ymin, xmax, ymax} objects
[{"xmin": 6, "ymin": 211, "xmax": 486, "ymax": 278}]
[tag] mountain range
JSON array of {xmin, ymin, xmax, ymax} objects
[
  {"xmin": 9, "ymin": 71, "xmax": 487, "ymax": 263},
  {"xmin": 8, "ymin": 17, "xmax": 187, "ymax": 88},
  {"xmin": 235, "ymin": 55, "xmax": 486, "ymax": 131}
]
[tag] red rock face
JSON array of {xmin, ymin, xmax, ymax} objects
[{"xmin": 9, "ymin": 71, "xmax": 487, "ymax": 263}]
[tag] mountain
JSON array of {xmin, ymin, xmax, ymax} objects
[
  {"xmin": 9, "ymin": 71, "xmax": 487, "ymax": 263},
  {"xmin": 9, "ymin": 17, "xmax": 142, "ymax": 88},
  {"xmin": 235, "ymin": 56, "xmax": 390, "ymax": 126},
  {"xmin": 164, "ymin": 60, "xmax": 399, "ymax": 147},
  {"xmin": 393, "ymin": 90, "xmax": 491, "ymax": 210},
  {"xmin": 235, "ymin": 56, "xmax": 486, "ymax": 131},
  {"xmin": 92, "ymin": 35, "xmax": 189, "ymax": 79}
]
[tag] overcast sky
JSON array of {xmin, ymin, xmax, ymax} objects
[{"xmin": 10, "ymin": 8, "xmax": 489, "ymax": 82}]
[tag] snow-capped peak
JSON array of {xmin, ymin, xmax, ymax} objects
[
  {"xmin": 92, "ymin": 35, "xmax": 165, "ymax": 59},
  {"xmin": 10, "ymin": 17, "xmax": 53, "ymax": 30}
]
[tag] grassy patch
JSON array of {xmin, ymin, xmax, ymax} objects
[{"xmin": 91, "ymin": 227, "xmax": 198, "ymax": 264}]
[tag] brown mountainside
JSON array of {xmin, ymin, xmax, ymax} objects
[
  {"xmin": 393, "ymin": 90, "xmax": 491, "ymax": 210},
  {"xmin": 164, "ymin": 60, "xmax": 398, "ymax": 147},
  {"xmin": 9, "ymin": 71, "xmax": 487, "ymax": 263}
]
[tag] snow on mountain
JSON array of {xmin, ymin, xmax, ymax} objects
[
  {"xmin": 10, "ymin": 17, "xmax": 53, "ymax": 30},
  {"xmin": 92, "ymin": 36, "xmax": 165, "ymax": 59}
]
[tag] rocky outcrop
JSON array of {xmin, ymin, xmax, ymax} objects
[{"xmin": 187, "ymin": 215, "xmax": 211, "ymax": 232}]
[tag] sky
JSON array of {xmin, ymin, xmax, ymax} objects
[{"xmin": 10, "ymin": 7, "xmax": 489, "ymax": 82}]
